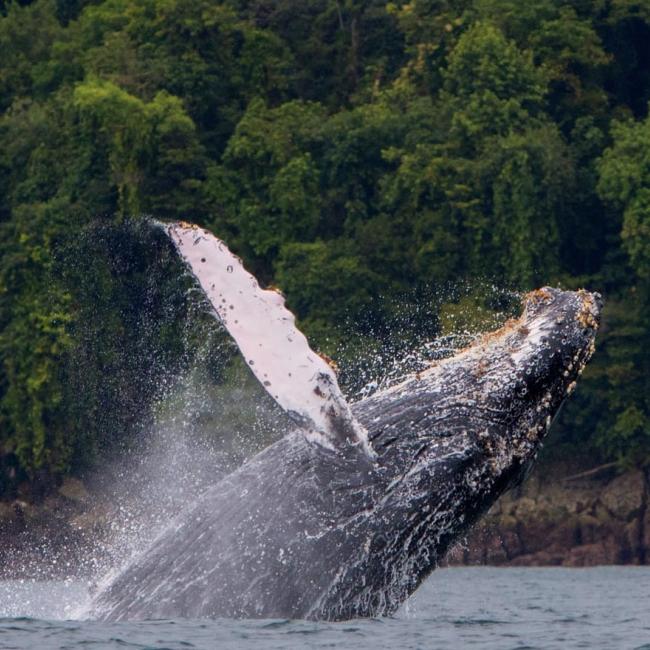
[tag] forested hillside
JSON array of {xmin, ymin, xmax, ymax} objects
[{"xmin": 1, "ymin": 0, "xmax": 649, "ymax": 496}]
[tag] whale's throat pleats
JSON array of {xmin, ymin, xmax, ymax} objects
[{"xmin": 166, "ymin": 222, "xmax": 372, "ymax": 456}]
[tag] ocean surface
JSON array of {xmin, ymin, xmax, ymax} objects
[{"xmin": 0, "ymin": 567, "xmax": 648, "ymax": 649}]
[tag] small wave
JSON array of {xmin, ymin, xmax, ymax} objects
[{"xmin": 1, "ymin": 568, "xmax": 649, "ymax": 650}]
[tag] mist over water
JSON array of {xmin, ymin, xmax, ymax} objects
[
  {"xmin": 75, "ymin": 343, "xmax": 294, "ymax": 607},
  {"xmin": 89, "ymin": 357, "xmax": 292, "ymax": 580}
]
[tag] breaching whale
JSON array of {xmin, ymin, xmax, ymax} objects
[{"xmin": 91, "ymin": 222, "xmax": 601, "ymax": 621}]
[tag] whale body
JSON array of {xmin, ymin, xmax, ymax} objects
[{"xmin": 91, "ymin": 224, "xmax": 601, "ymax": 621}]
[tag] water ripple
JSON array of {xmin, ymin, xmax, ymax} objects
[{"xmin": 0, "ymin": 568, "xmax": 649, "ymax": 650}]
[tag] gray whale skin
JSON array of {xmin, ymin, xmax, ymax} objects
[{"xmin": 92, "ymin": 287, "xmax": 601, "ymax": 621}]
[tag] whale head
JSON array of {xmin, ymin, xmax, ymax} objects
[
  {"xmin": 345, "ymin": 288, "xmax": 602, "ymax": 605},
  {"xmin": 365, "ymin": 287, "xmax": 601, "ymax": 459},
  {"xmin": 370, "ymin": 286, "xmax": 601, "ymax": 466},
  {"xmin": 464, "ymin": 286, "xmax": 602, "ymax": 479}
]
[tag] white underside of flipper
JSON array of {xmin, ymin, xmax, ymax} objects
[{"xmin": 166, "ymin": 222, "xmax": 372, "ymax": 456}]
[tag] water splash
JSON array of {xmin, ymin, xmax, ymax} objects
[
  {"xmin": 334, "ymin": 281, "xmax": 523, "ymax": 400},
  {"xmin": 1, "ymin": 219, "xmax": 526, "ymax": 621}
]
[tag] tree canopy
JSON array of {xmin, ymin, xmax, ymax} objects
[{"xmin": 1, "ymin": 0, "xmax": 649, "ymax": 495}]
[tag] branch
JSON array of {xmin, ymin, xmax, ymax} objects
[{"xmin": 560, "ymin": 462, "xmax": 618, "ymax": 482}]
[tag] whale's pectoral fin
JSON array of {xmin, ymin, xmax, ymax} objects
[{"xmin": 166, "ymin": 221, "xmax": 373, "ymax": 457}]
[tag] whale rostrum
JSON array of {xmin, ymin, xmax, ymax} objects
[{"xmin": 91, "ymin": 222, "xmax": 601, "ymax": 621}]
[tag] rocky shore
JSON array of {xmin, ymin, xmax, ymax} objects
[
  {"xmin": 0, "ymin": 478, "xmax": 116, "ymax": 580},
  {"xmin": 447, "ymin": 465, "xmax": 649, "ymax": 567},
  {"xmin": 1, "ymin": 465, "xmax": 648, "ymax": 580}
]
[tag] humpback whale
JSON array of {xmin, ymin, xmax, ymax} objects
[{"xmin": 91, "ymin": 223, "xmax": 601, "ymax": 621}]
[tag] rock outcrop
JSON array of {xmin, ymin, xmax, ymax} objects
[
  {"xmin": 0, "ymin": 480, "xmax": 114, "ymax": 580},
  {"xmin": 447, "ymin": 465, "xmax": 649, "ymax": 566}
]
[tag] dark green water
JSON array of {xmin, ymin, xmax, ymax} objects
[{"xmin": 1, "ymin": 567, "xmax": 649, "ymax": 649}]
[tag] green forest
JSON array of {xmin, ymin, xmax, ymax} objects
[{"xmin": 1, "ymin": 0, "xmax": 649, "ymax": 497}]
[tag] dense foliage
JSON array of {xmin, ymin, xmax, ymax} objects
[{"xmin": 1, "ymin": 0, "xmax": 649, "ymax": 495}]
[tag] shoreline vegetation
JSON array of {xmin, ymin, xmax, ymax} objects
[{"xmin": 1, "ymin": 0, "xmax": 649, "ymax": 554}]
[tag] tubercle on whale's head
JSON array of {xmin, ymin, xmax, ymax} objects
[
  {"xmin": 510, "ymin": 287, "xmax": 601, "ymax": 406},
  {"xmin": 471, "ymin": 286, "xmax": 602, "ymax": 476}
]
